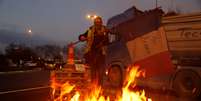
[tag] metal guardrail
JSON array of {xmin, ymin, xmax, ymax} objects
[{"xmin": 0, "ymin": 69, "xmax": 43, "ymax": 74}]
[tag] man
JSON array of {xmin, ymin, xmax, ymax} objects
[{"xmin": 79, "ymin": 16, "xmax": 109, "ymax": 84}]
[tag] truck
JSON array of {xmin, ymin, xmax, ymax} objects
[{"xmin": 103, "ymin": 7, "xmax": 201, "ymax": 98}]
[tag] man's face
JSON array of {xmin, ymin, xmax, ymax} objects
[{"xmin": 94, "ymin": 17, "xmax": 102, "ymax": 26}]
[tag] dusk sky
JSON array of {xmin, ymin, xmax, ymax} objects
[{"xmin": 0, "ymin": 0, "xmax": 201, "ymax": 43}]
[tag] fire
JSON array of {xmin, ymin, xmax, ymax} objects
[
  {"xmin": 70, "ymin": 92, "xmax": 80, "ymax": 101},
  {"xmin": 50, "ymin": 65, "xmax": 151, "ymax": 101}
]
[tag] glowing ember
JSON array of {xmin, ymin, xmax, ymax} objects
[{"xmin": 50, "ymin": 65, "xmax": 151, "ymax": 101}]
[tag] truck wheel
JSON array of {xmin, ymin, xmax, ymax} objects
[
  {"xmin": 107, "ymin": 65, "xmax": 123, "ymax": 87},
  {"xmin": 173, "ymin": 70, "xmax": 201, "ymax": 98}
]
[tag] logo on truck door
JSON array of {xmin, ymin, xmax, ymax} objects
[{"xmin": 181, "ymin": 29, "xmax": 201, "ymax": 39}]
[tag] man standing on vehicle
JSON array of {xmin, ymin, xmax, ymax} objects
[{"xmin": 79, "ymin": 16, "xmax": 110, "ymax": 84}]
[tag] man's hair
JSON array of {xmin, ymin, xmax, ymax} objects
[{"xmin": 94, "ymin": 16, "xmax": 102, "ymax": 22}]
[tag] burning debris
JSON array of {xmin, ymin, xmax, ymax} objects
[{"xmin": 50, "ymin": 65, "xmax": 151, "ymax": 101}]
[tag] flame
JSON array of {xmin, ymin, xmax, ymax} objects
[
  {"xmin": 50, "ymin": 65, "xmax": 151, "ymax": 101},
  {"xmin": 70, "ymin": 92, "xmax": 80, "ymax": 101},
  {"xmin": 119, "ymin": 66, "xmax": 146, "ymax": 101}
]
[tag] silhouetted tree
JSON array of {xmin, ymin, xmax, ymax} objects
[
  {"xmin": 0, "ymin": 54, "xmax": 10, "ymax": 71},
  {"xmin": 35, "ymin": 44, "xmax": 63, "ymax": 62},
  {"xmin": 5, "ymin": 43, "xmax": 37, "ymax": 66}
]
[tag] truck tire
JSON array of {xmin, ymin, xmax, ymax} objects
[
  {"xmin": 173, "ymin": 70, "xmax": 201, "ymax": 98},
  {"xmin": 107, "ymin": 65, "xmax": 123, "ymax": 87}
]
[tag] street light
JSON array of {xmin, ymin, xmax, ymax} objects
[
  {"xmin": 28, "ymin": 29, "xmax": 32, "ymax": 33},
  {"xmin": 27, "ymin": 29, "xmax": 33, "ymax": 37},
  {"xmin": 86, "ymin": 14, "xmax": 99, "ymax": 20},
  {"xmin": 86, "ymin": 14, "xmax": 91, "ymax": 19},
  {"xmin": 25, "ymin": 26, "xmax": 33, "ymax": 46},
  {"xmin": 25, "ymin": 24, "xmax": 33, "ymax": 37}
]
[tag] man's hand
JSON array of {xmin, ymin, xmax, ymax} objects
[{"xmin": 79, "ymin": 35, "xmax": 87, "ymax": 41}]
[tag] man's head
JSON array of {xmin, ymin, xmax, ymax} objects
[{"xmin": 94, "ymin": 16, "xmax": 103, "ymax": 26}]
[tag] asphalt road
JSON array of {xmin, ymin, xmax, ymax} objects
[{"xmin": 0, "ymin": 69, "xmax": 51, "ymax": 101}]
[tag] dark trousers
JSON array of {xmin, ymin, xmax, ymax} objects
[{"xmin": 84, "ymin": 50, "xmax": 105, "ymax": 84}]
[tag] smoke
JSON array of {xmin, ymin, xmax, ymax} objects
[{"xmin": 0, "ymin": 0, "xmax": 4, "ymax": 6}]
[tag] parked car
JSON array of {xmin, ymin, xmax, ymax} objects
[
  {"xmin": 23, "ymin": 61, "xmax": 37, "ymax": 67},
  {"xmin": 44, "ymin": 60, "xmax": 56, "ymax": 70}
]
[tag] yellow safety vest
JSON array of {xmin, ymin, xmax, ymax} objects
[{"xmin": 85, "ymin": 25, "xmax": 108, "ymax": 55}]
